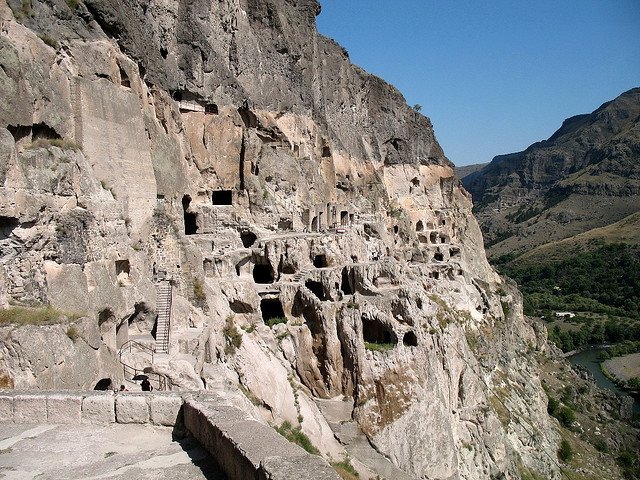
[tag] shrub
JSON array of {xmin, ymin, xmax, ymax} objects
[
  {"xmin": 332, "ymin": 458, "xmax": 359, "ymax": 480},
  {"xmin": 275, "ymin": 421, "xmax": 319, "ymax": 455},
  {"xmin": 223, "ymin": 316, "xmax": 242, "ymax": 355},
  {"xmin": 557, "ymin": 439, "xmax": 573, "ymax": 462},
  {"xmin": 66, "ymin": 325, "xmax": 80, "ymax": 342},
  {"xmin": 266, "ymin": 316, "xmax": 286, "ymax": 328},
  {"xmin": 555, "ymin": 406, "xmax": 575, "ymax": 428},
  {"xmin": 67, "ymin": 0, "xmax": 80, "ymax": 8}
]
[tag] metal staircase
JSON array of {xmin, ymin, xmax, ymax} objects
[{"xmin": 155, "ymin": 281, "xmax": 172, "ymax": 354}]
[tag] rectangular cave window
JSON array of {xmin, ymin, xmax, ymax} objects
[
  {"xmin": 212, "ymin": 190, "xmax": 233, "ymax": 205},
  {"xmin": 115, "ymin": 260, "xmax": 130, "ymax": 277},
  {"xmin": 340, "ymin": 211, "xmax": 348, "ymax": 226},
  {"xmin": 261, "ymin": 298, "xmax": 285, "ymax": 325},
  {"xmin": 322, "ymin": 146, "xmax": 331, "ymax": 157},
  {"xmin": 205, "ymin": 104, "xmax": 219, "ymax": 115}
]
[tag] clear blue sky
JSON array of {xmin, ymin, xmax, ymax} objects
[{"xmin": 316, "ymin": 0, "xmax": 640, "ymax": 166}]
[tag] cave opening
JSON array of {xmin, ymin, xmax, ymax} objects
[
  {"xmin": 429, "ymin": 232, "xmax": 438, "ymax": 244},
  {"xmin": 434, "ymin": 252, "xmax": 444, "ymax": 262},
  {"xmin": 253, "ymin": 264, "xmax": 274, "ymax": 284},
  {"xmin": 403, "ymin": 331, "xmax": 418, "ymax": 347},
  {"xmin": 212, "ymin": 190, "xmax": 233, "ymax": 205},
  {"xmin": 340, "ymin": 210, "xmax": 348, "ymax": 225},
  {"xmin": 416, "ymin": 220, "xmax": 424, "ymax": 232},
  {"xmin": 313, "ymin": 254, "xmax": 328, "ymax": 268},
  {"xmin": 230, "ymin": 300, "xmax": 254, "ymax": 314},
  {"xmin": 94, "ymin": 378, "xmax": 113, "ymax": 391},
  {"xmin": 311, "ymin": 216, "xmax": 318, "ymax": 232},
  {"xmin": 205, "ymin": 103, "xmax": 219, "ymax": 115},
  {"xmin": 119, "ymin": 67, "xmax": 130, "ymax": 88},
  {"xmin": 240, "ymin": 231, "xmax": 257, "ymax": 248},
  {"xmin": 341, "ymin": 267, "xmax": 353, "ymax": 295},
  {"xmin": 260, "ymin": 298, "xmax": 285, "ymax": 324},
  {"xmin": 362, "ymin": 318, "xmax": 395, "ymax": 346},
  {"xmin": 393, "ymin": 225, "xmax": 399, "ymax": 234},
  {"xmin": 0, "ymin": 216, "xmax": 19, "ymax": 240},
  {"xmin": 305, "ymin": 280, "xmax": 326, "ymax": 300},
  {"xmin": 322, "ymin": 146, "xmax": 331, "ymax": 157},
  {"xmin": 182, "ymin": 195, "xmax": 198, "ymax": 235}
]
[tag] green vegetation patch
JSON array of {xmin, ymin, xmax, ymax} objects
[
  {"xmin": 26, "ymin": 138, "xmax": 82, "ymax": 152},
  {"xmin": 0, "ymin": 306, "xmax": 79, "ymax": 326},
  {"xmin": 364, "ymin": 341, "xmax": 395, "ymax": 352},
  {"xmin": 275, "ymin": 421, "xmax": 319, "ymax": 455},
  {"xmin": 266, "ymin": 316, "xmax": 287, "ymax": 328},
  {"xmin": 496, "ymin": 243, "xmax": 640, "ymax": 320},
  {"xmin": 223, "ymin": 316, "xmax": 242, "ymax": 355},
  {"xmin": 332, "ymin": 458, "xmax": 359, "ymax": 480}
]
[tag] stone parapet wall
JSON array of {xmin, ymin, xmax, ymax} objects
[
  {"xmin": 0, "ymin": 390, "xmax": 182, "ymax": 426},
  {"xmin": 183, "ymin": 395, "xmax": 341, "ymax": 480}
]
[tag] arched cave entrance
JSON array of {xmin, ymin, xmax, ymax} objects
[
  {"xmin": 261, "ymin": 298, "xmax": 285, "ymax": 325},
  {"xmin": 416, "ymin": 220, "xmax": 424, "ymax": 232},
  {"xmin": 434, "ymin": 251, "xmax": 444, "ymax": 262},
  {"xmin": 182, "ymin": 195, "xmax": 198, "ymax": 235},
  {"xmin": 253, "ymin": 264, "xmax": 274, "ymax": 284},
  {"xmin": 362, "ymin": 317, "xmax": 396, "ymax": 347},
  {"xmin": 94, "ymin": 378, "xmax": 113, "ymax": 391},
  {"xmin": 311, "ymin": 216, "xmax": 318, "ymax": 232},
  {"xmin": 403, "ymin": 331, "xmax": 418, "ymax": 347},
  {"xmin": 313, "ymin": 254, "xmax": 328, "ymax": 268}
]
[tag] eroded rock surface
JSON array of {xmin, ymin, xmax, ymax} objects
[{"xmin": 0, "ymin": 1, "xmax": 561, "ymax": 478}]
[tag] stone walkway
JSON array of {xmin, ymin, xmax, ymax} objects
[
  {"xmin": 0, "ymin": 423, "xmax": 226, "ymax": 479},
  {"xmin": 315, "ymin": 398, "xmax": 413, "ymax": 480}
]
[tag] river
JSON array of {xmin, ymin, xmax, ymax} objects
[{"xmin": 569, "ymin": 347, "xmax": 640, "ymax": 415}]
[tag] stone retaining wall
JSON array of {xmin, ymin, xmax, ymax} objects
[
  {"xmin": 0, "ymin": 391, "xmax": 340, "ymax": 480},
  {"xmin": 183, "ymin": 395, "xmax": 341, "ymax": 480}
]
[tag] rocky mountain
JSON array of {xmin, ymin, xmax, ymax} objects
[
  {"xmin": 0, "ymin": 1, "xmax": 636, "ymax": 478},
  {"xmin": 455, "ymin": 162, "xmax": 487, "ymax": 180},
  {"xmin": 462, "ymin": 87, "xmax": 640, "ymax": 258}
]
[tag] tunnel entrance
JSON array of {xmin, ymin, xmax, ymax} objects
[
  {"xmin": 313, "ymin": 254, "xmax": 328, "ymax": 268},
  {"xmin": 94, "ymin": 378, "xmax": 113, "ymax": 391},
  {"xmin": 212, "ymin": 190, "xmax": 233, "ymax": 205},
  {"xmin": 362, "ymin": 318, "xmax": 395, "ymax": 346},
  {"xmin": 182, "ymin": 195, "xmax": 198, "ymax": 235},
  {"xmin": 261, "ymin": 298, "xmax": 285, "ymax": 325},
  {"xmin": 253, "ymin": 264, "xmax": 274, "ymax": 284},
  {"xmin": 403, "ymin": 331, "xmax": 418, "ymax": 347}
]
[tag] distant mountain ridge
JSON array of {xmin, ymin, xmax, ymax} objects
[{"xmin": 462, "ymin": 87, "xmax": 640, "ymax": 258}]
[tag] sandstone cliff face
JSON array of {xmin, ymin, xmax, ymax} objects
[{"xmin": 0, "ymin": 1, "xmax": 561, "ymax": 478}]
